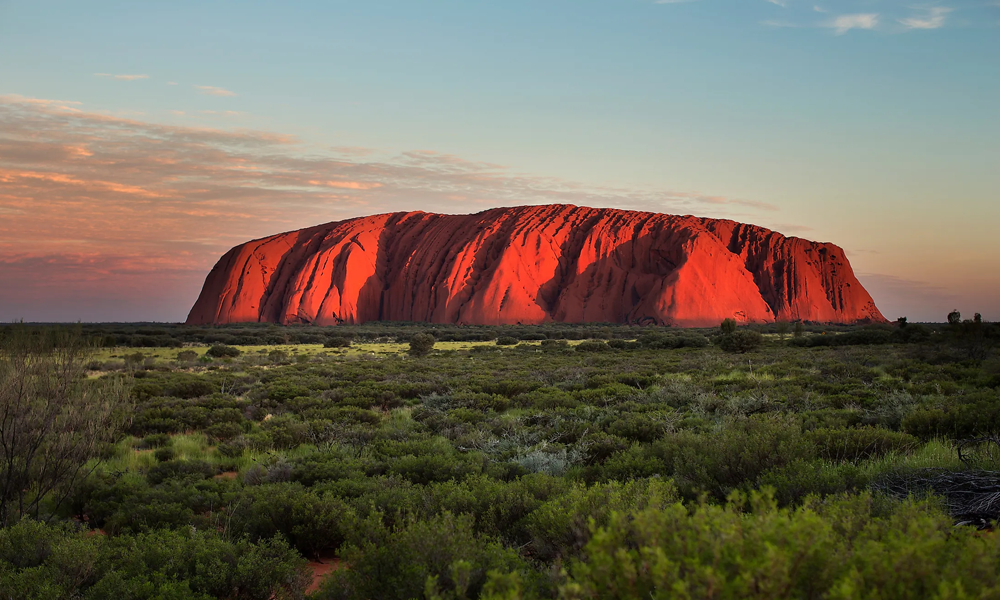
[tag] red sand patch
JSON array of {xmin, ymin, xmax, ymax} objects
[
  {"xmin": 305, "ymin": 556, "xmax": 343, "ymax": 595},
  {"xmin": 214, "ymin": 471, "xmax": 239, "ymax": 480}
]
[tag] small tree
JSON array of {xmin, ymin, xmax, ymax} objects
[
  {"xmin": 720, "ymin": 319, "xmax": 737, "ymax": 335},
  {"xmin": 948, "ymin": 310, "xmax": 962, "ymax": 325},
  {"xmin": 409, "ymin": 333, "xmax": 436, "ymax": 357},
  {"xmin": 0, "ymin": 327, "xmax": 133, "ymax": 525},
  {"xmin": 793, "ymin": 322, "xmax": 805, "ymax": 338},
  {"xmin": 775, "ymin": 321, "xmax": 790, "ymax": 340}
]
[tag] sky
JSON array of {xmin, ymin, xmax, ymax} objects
[{"xmin": 0, "ymin": 0, "xmax": 997, "ymax": 323}]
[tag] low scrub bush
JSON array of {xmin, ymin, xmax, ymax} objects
[
  {"xmin": 317, "ymin": 513, "xmax": 539, "ymax": 600},
  {"xmin": 575, "ymin": 341, "xmax": 610, "ymax": 352},
  {"xmin": 807, "ymin": 426, "xmax": 919, "ymax": 462},
  {"xmin": 206, "ymin": 344, "xmax": 241, "ymax": 358},
  {"xmin": 0, "ymin": 519, "xmax": 307, "ymax": 599},
  {"xmin": 558, "ymin": 491, "xmax": 1000, "ymax": 600},
  {"xmin": 717, "ymin": 330, "xmax": 763, "ymax": 353}
]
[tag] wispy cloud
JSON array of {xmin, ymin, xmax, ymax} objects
[
  {"xmin": 768, "ymin": 222, "xmax": 814, "ymax": 235},
  {"xmin": 900, "ymin": 6, "xmax": 952, "ymax": 29},
  {"xmin": 195, "ymin": 85, "xmax": 236, "ymax": 97},
  {"xmin": 199, "ymin": 110, "xmax": 245, "ymax": 117},
  {"xmin": 765, "ymin": 0, "xmax": 788, "ymax": 7},
  {"xmin": 827, "ymin": 13, "xmax": 879, "ymax": 34},
  {"xmin": 95, "ymin": 73, "xmax": 149, "ymax": 81},
  {"xmin": 0, "ymin": 94, "xmax": 776, "ymax": 321},
  {"xmin": 762, "ymin": 19, "xmax": 801, "ymax": 27}
]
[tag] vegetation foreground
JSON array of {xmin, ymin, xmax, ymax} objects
[{"xmin": 2, "ymin": 318, "xmax": 1000, "ymax": 599}]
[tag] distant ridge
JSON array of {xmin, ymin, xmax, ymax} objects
[{"xmin": 187, "ymin": 204, "xmax": 885, "ymax": 327}]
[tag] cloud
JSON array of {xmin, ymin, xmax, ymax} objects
[
  {"xmin": 200, "ymin": 110, "xmax": 245, "ymax": 117},
  {"xmin": 308, "ymin": 180, "xmax": 384, "ymax": 190},
  {"xmin": 195, "ymin": 85, "xmax": 237, "ymax": 97},
  {"xmin": 331, "ymin": 146, "xmax": 379, "ymax": 157},
  {"xmin": 762, "ymin": 19, "xmax": 801, "ymax": 27},
  {"xmin": 765, "ymin": 0, "xmax": 788, "ymax": 7},
  {"xmin": 0, "ymin": 94, "xmax": 775, "ymax": 321},
  {"xmin": 95, "ymin": 73, "xmax": 149, "ymax": 81},
  {"xmin": 768, "ymin": 222, "xmax": 815, "ymax": 235},
  {"xmin": 827, "ymin": 13, "xmax": 879, "ymax": 34},
  {"xmin": 900, "ymin": 6, "xmax": 952, "ymax": 29},
  {"xmin": 813, "ymin": 5, "xmax": 828, "ymax": 13}
]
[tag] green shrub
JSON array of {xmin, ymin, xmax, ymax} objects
[
  {"xmin": 139, "ymin": 433, "xmax": 171, "ymax": 449},
  {"xmin": 560, "ymin": 491, "xmax": 1000, "ymax": 600},
  {"xmin": 636, "ymin": 333, "xmax": 709, "ymax": 349},
  {"xmin": 651, "ymin": 415, "xmax": 811, "ymax": 499},
  {"xmin": 229, "ymin": 484, "xmax": 356, "ymax": 557},
  {"xmin": 318, "ymin": 513, "xmax": 537, "ymax": 600},
  {"xmin": 409, "ymin": 333, "xmax": 436, "ymax": 357},
  {"xmin": 207, "ymin": 344, "xmax": 241, "ymax": 358},
  {"xmin": 496, "ymin": 336, "xmax": 519, "ymax": 346},
  {"xmin": 720, "ymin": 318, "xmax": 738, "ymax": 334},
  {"xmin": 605, "ymin": 412, "xmax": 672, "ymax": 443},
  {"xmin": 524, "ymin": 478, "xmax": 677, "ymax": 562},
  {"xmin": 539, "ymin": 339, "xmax": 569, "ymax": 350},
  {"xmin": 902, "ymin": 399, "xmax": 1000, "ymax": 440},
  {"xmin": 758, "ymin": 460, "xmax": 869, "ymax": 505},
  {"xmin": 217, "ymin": 436, "xmax": 249, "ymax": 458},
  {"xmin": 576, "ymin": 341, "xmax": 610, "ymax": 352},
  {"xmin": 806, "ymin": 426, "xmax": 919, "ymax": 463},
  {"xmin": 0, "ymin": 519, "xmax": 308, "ymax": 599},
  {"xmin": 717, "ymin": 330, "xmax": 763, "ymax": 353},
  {"xmin": 324, "ymin": 336, "xmax": 352, "ymax": 348},
  {"xmin": 205, "ymin": 421, "xmax": 244, "ymax": 442},
  {"xmin": 146, "ymin": 460, "xmax": 215, "ymax": 484},
  {"xmin": 153, "ymin": 447, "xmax": 176, "ymax": 462}
]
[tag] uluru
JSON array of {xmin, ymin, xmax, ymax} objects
[{"xmin": 186, "ymin": 204, "xmax": 885, "ymax": 327}]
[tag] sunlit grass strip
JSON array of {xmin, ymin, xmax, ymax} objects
[{"xmin": 90, "ymin": 337, "xmax": 605, "ymax": 363}]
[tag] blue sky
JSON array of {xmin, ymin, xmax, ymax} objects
[{"xmin": 0, "ymin": 0, "xmax": 997, "ymax": 322}]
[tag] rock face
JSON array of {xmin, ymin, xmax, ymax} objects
[{"xmin": 186, "ymin": 205, "xmax": 885, "ymax": 327}]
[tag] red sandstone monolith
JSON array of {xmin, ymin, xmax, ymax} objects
[{"xmin": 186, "ymin": 205, "xmax": 885, "ymax": 327}]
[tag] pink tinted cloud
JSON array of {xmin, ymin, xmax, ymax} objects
[
  {"xmin": 95, "ymin": 73, "xmax": 150, "ymax": 81},
  {"xmin": 195, "ymin": 85, "xmax": 236, "ymax": 97},
  {"xmin": 0, "ymin": 95, "xmax": 774, "ymax": 321}
]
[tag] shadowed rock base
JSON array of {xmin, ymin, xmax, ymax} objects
[{"xmin": 186, "ymin": 204, "xmax": 885, "ymax": 327}]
